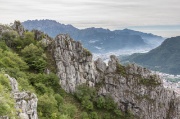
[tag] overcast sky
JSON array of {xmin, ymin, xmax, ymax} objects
[{"xmin": 0, "ymin": 0, "xmax": 179, "ymax": 37}]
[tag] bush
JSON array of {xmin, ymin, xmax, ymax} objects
[
  {"xmin": 0, "ymin": 49, "xmax": 28, "ymax": 70},
  {"xmin": 82, "ymin": 99, "xmax": 94, "ymax": 110},
  {"xmin": 54, "ymin": 94, "xmax": 64, "ymax": 106},
  {"xmin": 0, "ymin": 73, "xmax": 16, "ymax": 117},
  {"xmin": 75, "ymin": 84, "xmax": 96, "ymax": 101},
  {"xmin": 104, "ymin": 95, "xmax": 117, "ymax": 110},
  {"xmin": 89, "ymin": 112, "xmax": 98, "ymax": 119},
  {"xmin": 83, "ymin": 48, "xmax": 92, "ymax": 56},
  {"xmin": 17, "ymin": 77, "xmax": 35, "ymax": 92},
  {"xmin": 139, "ymin": 75, "xmax": 161, "ymax": 87},
  {"xmin": 96, "ymin": 96, "xmax": 105, "ymax": 109},
  {"xmin": 102, "ymin": 113, "xmax": 111, "ymax": 119},
  {"xmin": 38, "ymin": 94, "xmax": 58, "ymax": 118},
  {"xmin": 27, "ymin": 73, "xmax": 60, "ymax": 93},
  {"xmin": 1, "ymin": 30, "xmax": 18, "ymax": 47},
  {"xmin": 81, "ymin": 112, "xmax": 89, "ymax": 119},
  {"xmin": 0, "ymin": 41, "xmax": 9, "ymax": 50},
  {"xmin": 35, "ymin": 83, "xmax": 47, "ymax": 95},
  {"xmin": 60, "ymin": 103, "xmax": 77, "ymax": 118},
  {"xmin": 0, "ymin": 73, "xmax": 11, "ymax": 91},
  {"xmin": 56, "ymin": 114, "xmax": 71, "ymax": 119},
  {"xmin": 114, "ymin": 109, "xmax": 122, "ymax": 117},
  {"xmin": 21, "ymin": 43, "xmax": 47, "ymax": 72},
  {"xmin": 23, "ymin": 32, "xmax": 35, "ymax": 46},
  {"xmin": 116, "ymin": 63, "xmax": 126, "ymax": 77}
]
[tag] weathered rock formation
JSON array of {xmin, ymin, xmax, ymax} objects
[
  {"xmin": 52, "ymin": 34, "xmax": 180, "ymax": 119},
  {"xmin": 12, "ymin": 21, "xmax": 25, "ymax": 36},
  {"xmin": 53, "ymin": 34, "xmax": 95, "ymax": 92},
  {"xmin": 5, "ymin": 74, "xmax": 38, "ymax": 119}
]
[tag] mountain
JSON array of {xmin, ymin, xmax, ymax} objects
[
  {"xmin": 122, "ymin": 36, "xmax": 180, "ymax": 75},
  {"xmin": 52, "ymin": 34, "xmax": 180, "ymax": 119},
  {"xmin": 22, "ymin": 20, "xmax": 164, "ymax": 53},
  {"xmin": 0, "ymin": 21, "xmax": 180, "ymax": 119},
  {"xmin": 114, "ymin": 28, "xmax": 164, "ymax": 47}
]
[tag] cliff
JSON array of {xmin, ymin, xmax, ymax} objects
[
  {"xmin": 1, "ymin": 21, "xmax": 179, "ymax": 118},
  {"xmin": 52, "ymin": 34, "xmax": 180, "ymax": 119},
  {"xmin": 5, "ymin": 74, "xmax": 38, "ymax": 119}
]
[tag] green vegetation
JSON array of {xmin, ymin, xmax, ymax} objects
[
  {"xmin": 116, "ymin": 63, "xmax": 126, "ymax": 77},
  {"xmin": 122, "ymin": 36, "xmax": 180, "ymax": 75},
  {"xmin": 0, "ymin": 26, "xmax": 70, "ymax": 118},
  {"xmin": 0, "ymin": 23, "xmax": 134, "ymax": 119},
  {"xmin": 0, "ymin": 48, "xmax": 28, "ymax": 70},
  {"xmin": 139, "ymin": 75, "xmax": 161, "ymax": 87},
  {"xmin": 0, "ymin": 73, "xmax": 16, "ymax": 118},
  {"xmin": 83, "ymin": 48, "xmax": 92, "ymax": 56},
  {"xmin": 21, "ymin": 43, "xmax": 47, "ymax": 72},
  {"xmin": 75, "ymin": 84, "xmax": 133, "ymax": 119}
]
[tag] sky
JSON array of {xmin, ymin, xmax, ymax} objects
[{"xmin": 0, "ymin": 0, "xmax": 180, "ymax": 37}]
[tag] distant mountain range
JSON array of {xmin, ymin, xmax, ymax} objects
[
  {"xmin": 121, "ymin": 36, "xmax": 180, "ymax": 75},
  {"xmin": 22, "ymin": 20, "xmax": 164, "ymax": 53}
]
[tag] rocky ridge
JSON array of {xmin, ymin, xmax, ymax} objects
[
  {"xmin": 12, "ymin": 20, "xmax": 25, "ymax": 36},
  {"xmin": 53, "ymin": 34, "xmax": 94, "ymax": 92},
  {"xmin": 52, "ymin": 34, "xmax": 180, "ymax": 119},
  {"xmin": 1, "ymin": 21, "xmax": 179, "ymax": 119},
  {"xmin": 5, "ymin": 74, "xmax": 38, "ymax": 119}
]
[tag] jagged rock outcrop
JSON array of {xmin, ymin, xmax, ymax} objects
[
  {"xmin": 32, "ymin": 30, "xmax": 53, "ymax": 46},
  {"xmin": 52, "ymin": 34, "xmax": 180, "ymax": 119},
  {"xmin": 97, "ymin": 59, "xmax": 180, "ymax": 119},
  {"xmin": 5, "ymin": 74, "xmax": 38, "ymax": 119},
  {"xmin": 11, "ymin": 21, "xmax": 53, "ymax": 47},
  {"xmin": 53, "ymin": 34, "xmax": 95, "ymax": 92},
  {"xmin": 12, "ymin": 21, "xmax": 25, "ymax": 36}
]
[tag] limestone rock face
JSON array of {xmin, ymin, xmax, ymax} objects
[
  {"xmin": 52, "ymin": 34, "xmax": 180, "ymax": 119},
  {"xmin": 32, "ymin": 30, "xmax": 53, "ymax": 46},
  {"xmin": 53, "ymin": 34, "xmax": 95, "ymax": 92},
  {"xmin": 98, "ymin": 63, "xmax": 180, "ymax": 119},
  {"xmin": 5, "ymin": 74, "xmax": 38, "ymax": 119},
  {"xmin": 12, "ymin": 21, "xmax": 25, "ymax": 36}
]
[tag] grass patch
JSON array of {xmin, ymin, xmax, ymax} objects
[
  {"xmin": 139, "ymin": 75, "xmax": 161, "ymax": 87},
  {"xmin": 116, "ymin": 63, "xmax": 126, "ymax": 77}
]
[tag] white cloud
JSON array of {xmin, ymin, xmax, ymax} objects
[{"xmin": 0, "ymin": 0, "xmax": 179, "ymax": 37}]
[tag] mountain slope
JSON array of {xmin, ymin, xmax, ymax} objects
[
  {"xmin": 0, "ymin": 21, "xmax": 180, "ymax": 119},
  {"xmin": 122, "ymin": 36, "xmax": 180, "ymax": 75},
  {"xmin": 52, "ymin": 34, "xmax": 180, "ymax": 119},
  {"xmin": 0, "ymin": 21, "xmax": 136, "ymax": 119},
  {"xmin": 22, "ymin": 20, "xmax": 164, "ymax": 53},
  {"xmin": 114, "ymin": 28, "xmax": 164, "ymax": 47}
]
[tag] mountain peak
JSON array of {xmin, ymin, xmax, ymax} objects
[{"xmin": 23, "ymin": 19, "xmax": 164, "ymax": 53}]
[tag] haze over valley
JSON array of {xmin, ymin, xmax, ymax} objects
[{"xmin": 22, "ymin": 19, "xmax": 164, "ymax": 56}]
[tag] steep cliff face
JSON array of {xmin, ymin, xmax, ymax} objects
[
  {"xmin": 53, "ymin": 34, "xmax": 96, "ymax": 92},
  {"xmin": 5, "ymin": 74, "xmax": 38, "ymax": 119},
  {"xmin": 96, "ymin": 58, "xmax": 180, "ymax": 119},
  {"xmin": 52, "ymin": 34, "xmax": 180, "ymax": 119}
]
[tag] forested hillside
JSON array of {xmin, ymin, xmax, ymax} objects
[
  {"xmin": 0, "ymin": 21, "xmax": 131, "ymax": 119},
  {"xmin": 121, "ymin": 36, "xmax": 180, "ymax": 75}
]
